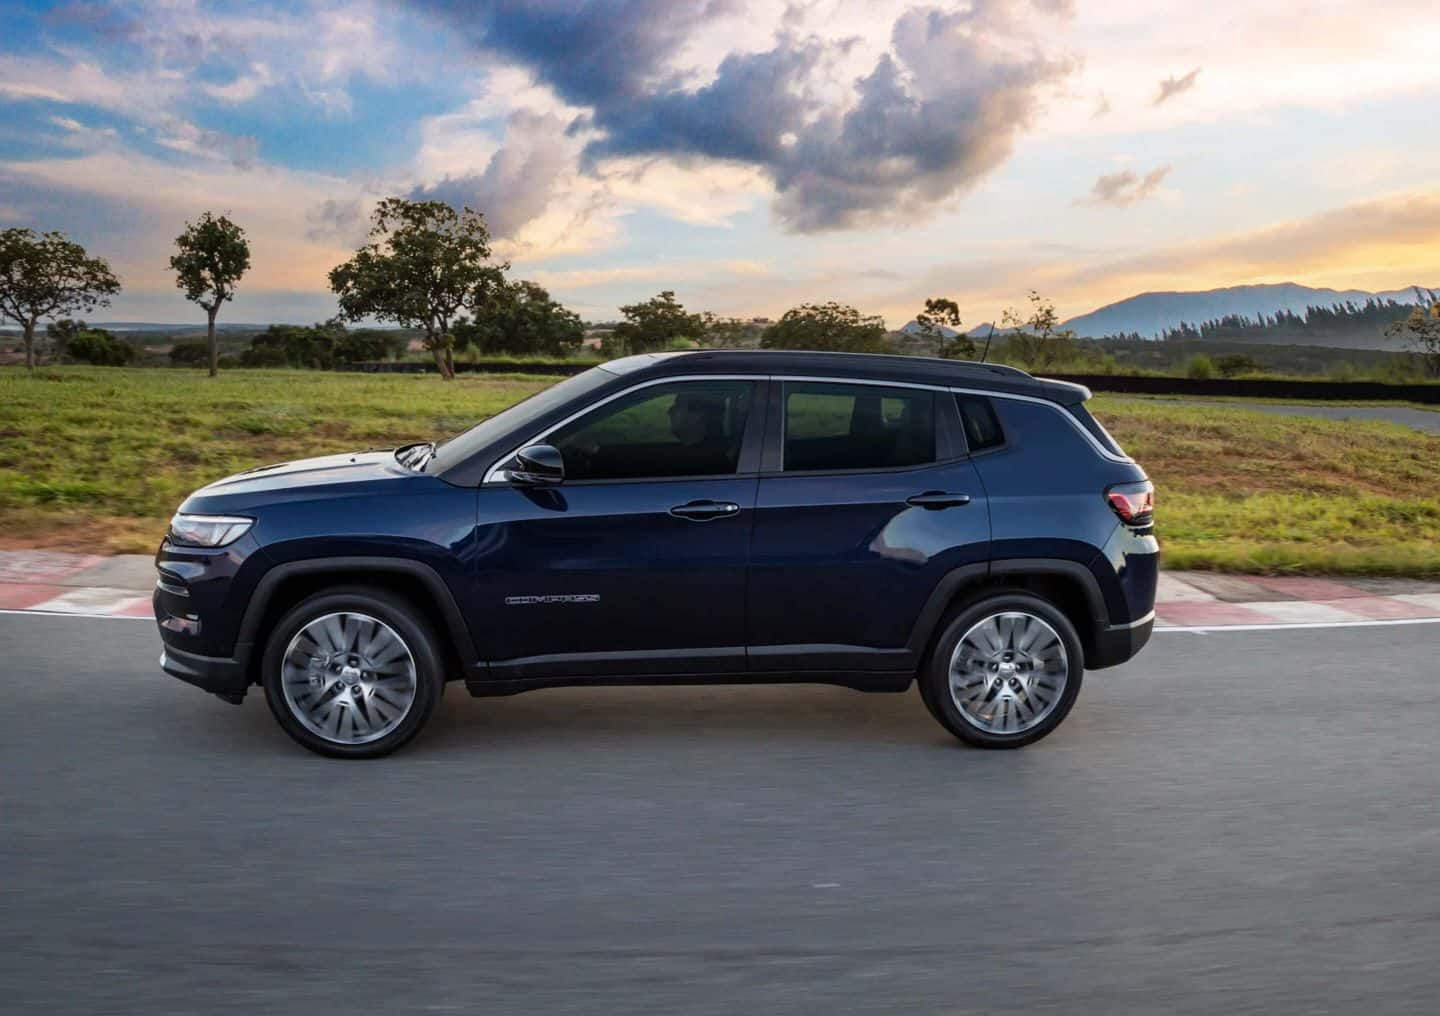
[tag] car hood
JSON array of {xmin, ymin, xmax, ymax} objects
[{"xmin": 181, "ymin": 449, "xmax": 424, "ymax": 511}]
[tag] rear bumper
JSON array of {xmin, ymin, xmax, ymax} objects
[
  {"xmin": 1088, "ymin": 611, "xmax": 1154, "ymax": 670},
  {"xmin": 159, "ymin": 643, "xmax": 250, "ymax": 702}
]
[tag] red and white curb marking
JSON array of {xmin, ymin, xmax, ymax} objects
[{"xmin": 2, "ymin": 552, "xmax": 1439, "ymax": 631}]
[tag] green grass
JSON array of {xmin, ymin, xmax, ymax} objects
[
  {"xmin": 1088, "ymin": 395, "xmax": 1440, "ymax": 575},
  {"xmin": 0, "ymin": 366, "xmax": 550, "ymax": 552},
  {"xmin": 3, "ymin": 366, "xmax": 1439, "ymax": 575}
]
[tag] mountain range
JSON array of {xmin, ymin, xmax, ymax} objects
[{"xmin": 1059, "ymin": 283, "xmax": 1433, "ymax": 340}]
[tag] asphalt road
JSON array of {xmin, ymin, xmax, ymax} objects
[
  {"xmin": 1124, "ymin": 398, "xmax": 1440, "ymax": 434},
  {"xmin": 4, "ymin": 614, "xmax": 1440, "ymax": 1014}
]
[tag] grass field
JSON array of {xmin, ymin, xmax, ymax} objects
[{"xmin": 3, "ymin": 367, "xmax": 1438, "ymax": 575}]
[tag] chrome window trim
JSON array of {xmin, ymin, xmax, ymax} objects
[
  {"xmin": 482, "ymin": 374, "xmax": 761, "ymax": 484},
  {"xmin": 947, "ymin": 386, "xmax": 1134, "ymax": 464},
  {"xmin": 482, "ymin": 372, "xmax": 1133, "ymax": 483}
]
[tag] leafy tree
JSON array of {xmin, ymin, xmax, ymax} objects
[
  {"xmin": 999, "ymin": 291, "xmax": 1076, "ymax": 368},
  {"xmin": 64, "ymin": 326, "xmax": 136, "ymax": 366},
  {"xmin": 697, "ymin": 312, "xmax": 762, "ymax": 348},
  {"xmin": 238, "ymin": 343, "xmax": 291, "ymax": 368},
  {"xmin": 1186, "ymin": 354, "xmax": 1215, "ymax": 379},
  {"xmin": 611, "ymin": 290, "xmax": 704, "ymax": 354},
  {"xmin": 1386, "ymin": 288, "xmax": 1440, "ymax": 378},
  {"xmin": 170, "ymin": 212, "xmax": 251, "ymax": 377},
  {"xmin": 169, "ymin": 340, "xmax": 210, "ymax": 367},
  {"xmin": 459, "ymin": 280, "xmax": 583, "ymax": 356},
  {"xmin": 246, "ymin": 319, "xmax": 347, "ymax": 369},
  {"xmin": 334, "ymin": 328, "xmax": 408, "ymax": 364},
  {"xmin": 0, "ymin": 228, "xmax": 120, "ymax": 372},
  {"xmin": 1214, "ymin": 352, "xmax": 1262, "ymax": 377},
  {"xmin": 329, "ymin": 198, "xmax": 507, "ymax": 380},
  {"xmin": 45, "ymin": 318, "xmax": 85, "ymax": 360},
  {"xmin": 760, "ymin": 301, "xmax": 889, "ymax": 353},
  {"xmin": 914, "ymin": 297, "xmax": 976, "ymax": 359}
]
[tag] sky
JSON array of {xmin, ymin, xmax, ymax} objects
[{"xmin": 2, "ymin": 0, "xmax": 1440, "ymax": 328}]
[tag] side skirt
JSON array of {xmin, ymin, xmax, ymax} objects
[{"xmin": 464, "ymin": 670, "xmax": 915, "ymax": 698}]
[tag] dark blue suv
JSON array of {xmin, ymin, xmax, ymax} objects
[{"xmin": 155, "ymin": 351, "xmax": 1157, "ymax": 757}]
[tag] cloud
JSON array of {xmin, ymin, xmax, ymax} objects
[
  {"xmin": 153, "ymin": 118, "xmax": 260, "ymax": 170},
  {"xmin": 1153, "ymin": 66, "xmax": 1201, "ymax": 105},
  {"xmin": 415, "ymin": 0, "xmax": 1077, "ymax": 232},
  {"xmin": 1091, "ymin": 92, "xmax": 1110, "ymax": 118},
  {"xmin": 1086, "ymin": 165, "xmax": 1170, "ymax": 206},
  {"xmin": 410, "ymin": 109, "xmax": 574, "ymax": 238},
  {"xmin": 305, "ymin": 198, "xmax": 369, "ymax": 245}
]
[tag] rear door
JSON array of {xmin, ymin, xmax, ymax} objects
[
  {"xmin": 471, "ymin": 378, "xmax": 766, "ymax": 680},
  {"xmin": 747, "ymin": 379, "xmax": 990, "ymax": 673}
]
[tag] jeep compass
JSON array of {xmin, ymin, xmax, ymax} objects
[{"xmin": 155, "ymin": 351, "xmax": 1158, "ymax": 757}]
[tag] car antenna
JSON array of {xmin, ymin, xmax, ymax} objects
[{"xmin": 979, "ymin": 321, "xmax": 996, "ymax": 362}]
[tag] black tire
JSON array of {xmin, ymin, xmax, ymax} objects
[
  {"xmin": 261, "ymin": 586, "xmax": 445, "ymax": 759},
  {"xmin": 919, "ymin": 590, "xmax": 1084, "ymax": 749}
]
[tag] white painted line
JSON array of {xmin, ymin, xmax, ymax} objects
[
  {"xmin": 1157, "ymin": 617, "xmax": 1440, "ymax": 633},
  {"xmin": 0, "ymin": 608, "xmax": 152, "ymax": 620}
]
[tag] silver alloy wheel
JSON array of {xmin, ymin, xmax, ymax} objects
[
  {"xmin": 280, "ymin": 611, "xmax": 418, "ymax": 745},
  {"xmin": 948, "ymin": 611, "xmax": 1069, "ymax": 735}
]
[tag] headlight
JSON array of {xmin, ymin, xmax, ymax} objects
[{"xmin": 168, "ymin": 513, "xmax": 254, "ymax": 548}]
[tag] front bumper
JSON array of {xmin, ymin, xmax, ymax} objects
[
  {"xmin": 1088, "ymin": 611, "xmax": 1155, "ymax": 670},
  {"xmin": 158, "ymin": 642, "xmax": 250, "ymax": 703}
]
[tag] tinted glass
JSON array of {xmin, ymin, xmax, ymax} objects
[
  {"xmin": 783, "ymin": 383, "xmax": 935, "ymax": 472},
  {"xmin": 955, "ymin": 395, "xmax": 1004, "ymax": 452},
  {"xmin": 430, "ymin": 366, "xmax": 615, "ymax": 474},
  {"xmin": 548, "ymin": 381, "xmax": 754, "ymax": 480},
  {"xmin": 1068, "ymin": 403, "xmax": 1126, "ymax": 456}
]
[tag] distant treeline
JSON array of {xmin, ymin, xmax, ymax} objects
[{"xmin": 1134, "ymin": 294, "xmax": 1434, "ymax": 344}]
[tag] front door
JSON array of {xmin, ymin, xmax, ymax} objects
[
  {"xmin": 747, "ymin": 380, "xmax": 990, "ymax": 673},
  {"xmin": 471, "ymin": 378, "xmax": 764, "ymax": 680}
]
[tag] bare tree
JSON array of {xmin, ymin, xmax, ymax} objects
[{"xmin": 1386, "ymin": 288, "xmax": 1440, "ymax": 378}]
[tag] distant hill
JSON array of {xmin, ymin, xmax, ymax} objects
[{"xmin": 1063, "ymin": 283, "xmax": 1433, "ymax": 346}]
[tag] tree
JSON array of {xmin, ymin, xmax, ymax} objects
[
  {"xmin": 329, "ymin": 198, "xmax": 507, "ymax": 380},
  {"xmin": 999, "ymin": 291, "xmax": 1076, "ymax": 368},
  {"xmin": 459, "ymin": 280, "xmax": 583, "ymax": 356},
  {"xmin": 759, "ymin": 301, "xmax": 889, "ymax": 353},
  {"xmin": 698, "ymin": 312, "xmax": 756, "ymax": 348},
  {"xmin": 1214, "ymin": 352, "xmax": 1262, "ymax": 377},
  {"xmin": 170, "ymin": 340, "xmax": 210, "ymax": 367},
  {"xmin": 914, "ymin": 297, "xmax": 976, "ymax": 359},
  {"xmin": 1387, "ymin": 288, "xmax": 1440, "ymax": 378},
  {"xmin": 0, "ymin": 228, "xmax": 120, "ymax": 372},
  {"xmin": 611, "ymin": 290, "xmax": 704, "ymax": 354},
  {"xmin": 170, "ymin": 212, "xmax": 250, "ymax": 377},
  {"xmin": 64, "ymin": 325, "xmax": 136, "ymax": 366}
]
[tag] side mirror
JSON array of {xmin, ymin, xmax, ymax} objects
[{"xmin": 510, "ymin": 444, "xmax": 565, "ymax": 485}]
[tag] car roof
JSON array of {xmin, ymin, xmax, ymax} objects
[{"xmin": 600, "ymin": 350, "xmax": 1090, "ymax": 404}]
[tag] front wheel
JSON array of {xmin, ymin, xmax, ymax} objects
[
  {"xmin": 261, "ymin": 587, "xmax": 444, "ymax": 758},
  {"xmin": 919, "ymin": 592, "xmax": 1084, "ymax": 749}
]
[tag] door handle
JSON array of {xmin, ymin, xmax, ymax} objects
[
  {"xmin": 906, "ymin": 491, "xmax": 972, "ymax": 509},
  {"xmin": 669, "ymin": 499, "xmax": 741, "ymax": 522}
]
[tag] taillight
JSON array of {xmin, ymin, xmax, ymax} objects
[{"xmin": 1106, "ymin": 480, "xmax": 1155, "ymax": 525}]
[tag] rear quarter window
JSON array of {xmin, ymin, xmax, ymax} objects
[
  {"xmin": 1066, "ymin": 404, "xmax": 1126, "ymax": 457},
  {"xmin": 954, "ymin": 395, "xmax": 1005, "ymax": 452}
]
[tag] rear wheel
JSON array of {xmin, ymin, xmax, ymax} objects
[
  {"xmin": 261, "ymin": 587, "xmax": 444, "ymax": 758},
  {"xmin": 919, "ymin": 591, "xmax": 1083, "ymax": 749}
]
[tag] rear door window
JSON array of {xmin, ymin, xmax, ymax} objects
[{"xmin": 782, "ymin": 383, "xmax": 935, "ymax": 472}]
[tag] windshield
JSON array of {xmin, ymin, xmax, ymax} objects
[{"xmin": 426, "ymin": 366, "xmax": 616, "ymax": 474}]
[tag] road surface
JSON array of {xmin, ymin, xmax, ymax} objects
[{"xmin": 4, "ymin": 613, "xmax": 1440, "ymax": 1014}]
